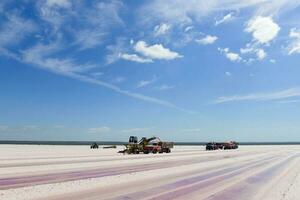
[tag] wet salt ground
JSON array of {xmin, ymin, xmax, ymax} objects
[{"xmin": 0, "ymin": 145, "xmax": 299, "ymax": 200}]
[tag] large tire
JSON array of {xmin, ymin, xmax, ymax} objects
[
  {"xmin": 166, "ymin": 148, "xmax": 171, "ymax": 153},
  {"xmin": 143, "ymin": 151, "xmax": 149, "ymax": 154}
]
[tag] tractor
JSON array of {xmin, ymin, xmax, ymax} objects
[{"xmin": 119, "ymin": 136, "xmax": 173, "ymax": 154}]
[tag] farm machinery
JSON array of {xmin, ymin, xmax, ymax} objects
[{"xmin": 119, "ymin": 136, "xmax": 174, "ymax": 154}]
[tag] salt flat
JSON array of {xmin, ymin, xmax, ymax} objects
[{"xmin": 0, "ymin": 145, "xmax": 299, "ymax": 200}]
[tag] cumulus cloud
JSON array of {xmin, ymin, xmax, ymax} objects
[
  {"xmin": 119, "ymin": 53, "xmax": 153, "ymax": 63},
  {"xmin": 214, "ymin": 88, "xmax": 300, "ymax": 104},
  {"xmin": 240, "ymin": 44, "xmax": 267, "ymax": 61},
  {"xmin": 287, "ymin": 28, "xmax": 300, "ymax": 55},
  {"xmin": 226, "ymin": 53, "xmax": 241, "ymax": 61},
  {"xmin": 154, "ymin": 23, "xmax": 171, "ymax": 36},
  {"xmin": 134, "ymin": 41, "xmax": 183, "ymax": 60},
  {"xmin": 245, "ymin": 16, "xmax": 280, "ymax": 44},
  {"xmin": 88, "ymin": 127, "xmax": 111, "ymax": 134},
  {"xmin": 196, "ymin": 35, "xmax": 218, "ymax": 45},
  {"xmin": 218, "ymin": 48, "xmax": 242, "ymax": 62},
  {"xmin": 256, "ymin": 49, "xmax": 266, "ymax": 60}
]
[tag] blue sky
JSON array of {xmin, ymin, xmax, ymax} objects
[{"xmin": 1, "ymin": 0, "xmax": 300, "ymax": 142}]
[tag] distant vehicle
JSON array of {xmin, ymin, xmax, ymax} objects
[
  {"xmin": 206, "ymin": 142, "xmax": 222, "ymax": 150},
  {"xmin": 223, "ymin": 141, "xmax": 239, "ymax": 150},
  {"xmin": 119, "ymin": 136, "xmax": 174, "ymax": 154},
  {"xmin": 90, "ymin": 143, "xmax": 99, "ymax": 149},
  {"xmin": 206, "ymin": 141, "xmax": 238, "ymax": 150}
]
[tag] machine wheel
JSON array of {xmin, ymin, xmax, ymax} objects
[
  {"xmin": 133, "ymin": 149, "xmax": 139, "ymax": 154},
  {"xmin": 152, "ymin": 150, "xmax": 157, "ymax": 154},
  {"xmin": 144, "ymin": 151, "xmax": 149, "ymax": 154},
  {"xmin": 166, "ymin": 148, "xmax": 171, "ymax": 153}
]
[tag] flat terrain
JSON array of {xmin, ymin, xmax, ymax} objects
[{"xmin": 0, "ymin": 145, "xmax": 299, "ymax": 200}]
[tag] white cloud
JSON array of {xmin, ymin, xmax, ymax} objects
[
  {"xmin": 215, "ymin": 12, "xmax": 234, "ymax": 26},
  {"xmin": 225, "ymin": 72, "xmax": 232, "ymax": 76},
  {"xmin": 91, "ymin": 72, "xmax": 104, "ymax": 77},
  {"xmin": 278, "ymin": 99, "xmax": 300, "ymax": 104},
  {"xmin": 22, "ymin": 43, "xmax": 95, "ymax": 74},
  {"xmin": 106, "ymin": 37, "xmax": 128, "ymax": 64},
  {"xmin": 4, "ymin": 45, "xmax": 193, "ymax": 114},
  {"xmin": 17, "ymin": 41, "xmax": 193, "ymax": 113},
  {"xmin": 287, "ymin": 28, "xmax": 300, "ymax": 55},
  {"xmin": 38, "ymin": 0, "xmax": 124, "ymax": 50},
  {"xmin": 134, "ymin": 41, "xmax": 183, "ymax": 60},
  {"xmin": 289, "ymin": 28, "xmax": 300, "ymax": 38},
  {"xmin": 0, "ymin": 125, "xmax": 40, "ymax": 132},
  {"xmin": 245, "ymin": 16, "xmax": 280, "ymax": 44},
  {"xmin": 137, "ymin": 80, "xmax": 151, "ymax": 88},
  {"xmin": 184, "ymin": 26, "xmax": 193, "ymax": 32},
  {"xmin": 240, "ymin": 44, "xmax": 267, "ymax": 61},
  {"xmin": 225, "ymin": 52, "xmax": 242, "ymax": 62},
  {"xmin": 154, "ymin": 23, "xmax": 171, "ymax": 36},
  {"xmin": 256, "ymin": 49, "xmax": 266, "ymax": 60},
  {"xmin": 140, "ymin": 0, "xmax": 298, "ymax": 29},
  {"xmin": 0, "ymin": 2, "xmax": 197, "ymax": 114},
  {"xmin": 141, "ymin": 0, "xmax": 271, "ymax": 26},
  {"xmin": 74, "ymin": 30, "xmax": 107, "ymax": 50},
  {"xmin": 214, "ymin": 88, "xmax": 300, "ymax": 104},
  {"xmin": 74, "ymin": 1, "xmax": 124, "ymax": 50},
  {"xmin": 196, "ymin": 35, "xmax": 218, "ymax": 45},
  {"xmin": 112, "ymin": 77, "xmax": 126, "ymax": 83},
  {"xmin": 218, "ymin": 48, "xmax": 242, "ymax": 62},
  {"xmin": 269, "ymin": 59, "xmax": 276, "ymax": 63},
  {"xmin": 0, "ymin": 15, "xmax": 36, "ymax": 48},
  {"xmin": 155, "ymin": 84, "xmax": 174, "ymax": 91},
  {"xmin": 88, "ymin": 127, "xmax": 111, "ymax": 134},
  {"xmin": 137, "ymin": 77, "xmax": 157, "ymax": 88},
  {"xmin": 119, "ymin": 53, "xmax": 153, "ymax": 63},
  {"xmin": 70, "ymin": 73, "xmax": 194, "ymax": 113}
]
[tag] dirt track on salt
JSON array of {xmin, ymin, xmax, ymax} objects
[{"xmin": 0, "ymin": 145, "xmax": 299, "ymax": 200}]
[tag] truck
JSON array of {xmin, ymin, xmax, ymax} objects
[
  {"xmin": 205, "ymin": 142, "xmax": 222, "ymax": 150},
  {"xmin": 205, "ymin": 141, "xmax": 238, "ymax": 150},
  {"xmin": 119, "ymin": 136, "xmax": 174, "ymax": 154},
  {"xmin": 223, "ymin": 141, "xmax": 239, "ymax": 150}
]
